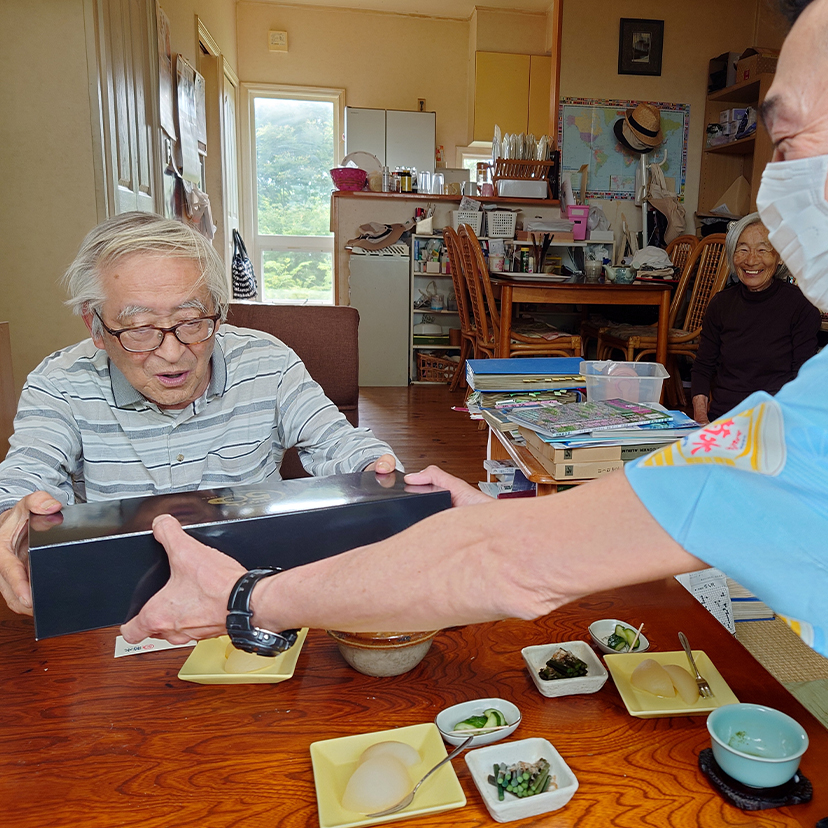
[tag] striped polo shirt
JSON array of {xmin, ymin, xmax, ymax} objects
[{"xmin": 0, "ymin": 325, "xmax": 398, "ymax": 511}]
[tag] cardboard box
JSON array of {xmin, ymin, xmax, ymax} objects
[
  {"xmin": 708, "ymin": 51, "xmax": 740, "ymax": 92},
  {"xmin": 735, "ymin": 47, "xmax": 779, "ymax": 83},
  {"xmin": 712, "ymin": 175, "xmax": 751, "ymax": 218},
  {"xmin": 26, "ymin": 472, "xmax": 451, "ymax": 640}
]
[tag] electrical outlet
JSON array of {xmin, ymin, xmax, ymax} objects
[
  {"xmin": 268, "ymin": 31, "xmax": 288, "ymax": 52},
  {"xmin": 418, "ymin": 98, "xmax": 426, "ymax": 112}
]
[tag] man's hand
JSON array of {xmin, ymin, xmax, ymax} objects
[
  {"xmin": 120, "ymin": 514, "xmax": 246, "ymax": 644},
  {"xmin": 364, "ymin": 453, "xmax": 397, "ymax": 474},
  {"xmin": 692, "ymin": 394, "xmax": 710, "ymax": 426},
  {"xmin": 404, "ymin": 465, "xmax": 494, "ymax": 507},
  {"xmin": 0, "ymin": 492, "xmax": 63, "ymax": 615}
]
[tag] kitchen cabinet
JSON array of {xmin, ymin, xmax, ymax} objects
[
  {"xmin": 696, "ymin": 74, "xmax": 774, "ymax": 220},
  {"xmin": 473, "ymin": 52, "xmax": 551, "ymax": 142},
  {"xmin": 344, "ymin": 107, "xmax": 436, "ymax": 178}
]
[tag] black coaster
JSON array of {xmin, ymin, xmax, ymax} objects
[{"xmin": 698, "ymin": 748, "xmax": 812, "ymax": 811}]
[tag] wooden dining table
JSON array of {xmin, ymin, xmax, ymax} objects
[
  {"xmin": 1, "ymin": 578, "xmax": 825, "ymax": 828},
  {"xmin": 490, "ymin": 277, "xmax": 673, "ymax": 364}
]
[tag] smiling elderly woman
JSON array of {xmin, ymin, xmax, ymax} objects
[{"xmin": 691, "ymin": 213, "xmax": 821, "ymax": 424}]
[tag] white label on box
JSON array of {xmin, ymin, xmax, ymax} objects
[{"xmin": 114, "ymin": 634, "xmax": 196, "ymax": 658}]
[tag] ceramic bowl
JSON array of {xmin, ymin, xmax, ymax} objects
[
  {"xmin": 465, "ymin": 737, "xmax": 579, "ymax": 822},
  {"xmin": 521, "ymin": 640, "xmax": 608, "ymax": 698},
  {"xmin": 435, "ymin": 698, "xmax": 521, "ymax": 747},
  {"xmin": 707, "ymin": 703, "xmax": 809, "ymax": 788},
  {"xmin": 326, "ymin": 629, "xmax": 438, "ymax": 677},
  {"xmin": 588, "ymin": 619, "xmax": 650, "ymax": 655}
]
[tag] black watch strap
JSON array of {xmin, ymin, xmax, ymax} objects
[{"xmin": 226, "ymin": 567, "xmax": 299, "ymax": 657}]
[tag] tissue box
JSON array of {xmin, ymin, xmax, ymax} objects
[{"xmin": 26, "ymin": 472, "xmax": 451, "ymax": 639}]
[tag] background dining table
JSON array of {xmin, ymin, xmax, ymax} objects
[
  {"xmin": 490, "ymin": 277, "xmax": 672, "ymax": 365},
  {"xmin": 1, "ymin": 577, "xmax": 825, "ymax": 828}
]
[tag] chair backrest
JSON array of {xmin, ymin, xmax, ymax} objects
[
  {"xmin": 459, "ymin": 224, "xmax": 497, "ymax": 347},
  {"xmin": 679, "ymin": 234, "xmax": 729, "ymax": 334},
  {"xmin": 226, "ymin": 302, "xmax": 360, "ymax": 479},
  {"xmin": 0, "ymin": 322, "xmax": 15, "ymax": 461},
  {"xmin": 442, "ymin": 226, "xmax": 473, "ymax": 335},
  {"xmin": 665, "ymin": 234, "xmax": 699, "ymax": 274}
]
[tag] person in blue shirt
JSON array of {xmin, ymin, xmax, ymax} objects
[{"xmin": 124, "ymin": 0, "xmax": 828, "ymax": 658}]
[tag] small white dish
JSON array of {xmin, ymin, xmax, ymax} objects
[
  {"xmin": 435, "ymin": 698, "xmax": 521, "ymax": 747},
  {"xmin": 521, "ymin": 640, "xmax": 608, "ymax": 698},
  {"xmin": 465, "ymin": 737, "xmax": 578, "ymax": 822},
  {"xmin": 588, "ymin": 619, "xmax": 650, "ymax": 655}
]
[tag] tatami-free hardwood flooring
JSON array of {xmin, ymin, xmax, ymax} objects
[{"xmin": 358, "ymin": 384, "xmax": 486, "ymax": 484}]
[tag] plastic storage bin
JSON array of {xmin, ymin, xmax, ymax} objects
[
  {"xmin": 486, "ymin": 210, "xmax": 518, "ymax": 238},
  {"xmin": 566, "ymin": 205, "xmax": 590, "ymax": 241},
  {"xmin": 580, "ymin": 360, "xmax": 669, "ymax": 404},
  {"xmin": 451, "ymin": 210, "xmax": 483, "ymax": 235}
]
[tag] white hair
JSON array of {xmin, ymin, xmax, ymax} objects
[{"xmin": 63, "ymin": 212, "xmax": 229, "ymax": 336}]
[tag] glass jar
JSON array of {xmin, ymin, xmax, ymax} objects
[{"xmin": 477, "ymin": 162, "xmax": 494, "ymax": 197}]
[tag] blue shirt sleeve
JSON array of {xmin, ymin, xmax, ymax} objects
[{"xmin": 625, "ymin": 347, "xmax": 828, "ymax": 657}]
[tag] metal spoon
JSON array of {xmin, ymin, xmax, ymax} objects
[{"xmin": 365, "ymin": 735, "xmax": 474, "ymax": 818}]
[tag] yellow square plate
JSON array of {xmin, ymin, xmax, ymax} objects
[
  {"xmin": 310, "ymin": 723, "xmax": 466, "ymax": 828},
  {"xmin": 604, "ymin": 650, "xmax": 739, "ymax": 718},
  {"xmin": 177, "ymin": 629, "xmax": 308, "ymax": 684}
]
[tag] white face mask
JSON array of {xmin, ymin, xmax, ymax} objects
[{"xmin": 756, "ymin": 154, "xmax": 828, "ymax": 310}]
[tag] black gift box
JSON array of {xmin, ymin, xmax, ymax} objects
[{"xmin": 26, "ymin": 472, "xmax": 450, "ymax": 639}]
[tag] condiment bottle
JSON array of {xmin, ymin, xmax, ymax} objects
[{"xmin": 382, "ymin": 166, "xmax": 391, "ymax": 192}]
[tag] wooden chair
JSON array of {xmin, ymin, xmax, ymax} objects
[
  {"xmin": 580, "ymin": 234, "xmax": 700, "ymax": 354},
  {"xmin": 442, "ymin": 226, "xmax": 477, "ymax": 391},
  {"xmin": 665, "ymin": 234, "xmax": 700, "ymax": 274},
  {"xmin": 226, "ymin": 302, "xmax": 360, "ymax": 479},
  {"xmin": 459, "ymin": 224, "xmax": 581, "ymax": 359},
  {"xmin": 596, "ymin": 233, "xmax": 729, "ymax": 404}
]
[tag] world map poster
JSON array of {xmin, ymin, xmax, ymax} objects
[{"xmin": 558, "ymin": 98, "xmax": 690, "ymax": 200}]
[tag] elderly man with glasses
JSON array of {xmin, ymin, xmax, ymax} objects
[{"xmin": 0, "ymin": 212, "xmax": 398, "ymax": 615}]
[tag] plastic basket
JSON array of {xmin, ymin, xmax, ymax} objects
[
  {"xmin": 417, "ymin": 352, "xmax": 458, "ymax": 383},
  {"xmin": 579, "ymin": 360, "xmax": 669, "ymax": 404},
  {"xmin": 330, "ymin": 167, "xmax": 367, "ymax": 191},
  {"xmin": 451, "ymin": 211, "xmax": 483, "ymax": 235},
  {"xmin": 487, "ymin": 210, "xmax": 517, "ymax": 238}
]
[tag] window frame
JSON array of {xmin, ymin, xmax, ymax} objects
[{"xmin": 239, "ymin": 83, "xmax": 345, "ymax": 303}]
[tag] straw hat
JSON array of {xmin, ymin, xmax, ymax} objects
[{"xmin": 613, "ymin": 102, "xmax": 664, "ymax": 154}]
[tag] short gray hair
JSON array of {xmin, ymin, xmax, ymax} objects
[
  {"xmin": 725, "ymin": 212, "xmax": 789, "ymax": 281},
  {"xmin": 63, "ymin": 212, "xmax": 230, "ymax": 336}
]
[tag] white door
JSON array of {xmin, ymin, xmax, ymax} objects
[
  {"xmin": 222, "ymin": 69, "xmax": 241, "ymax": 271},
  {"xmin": 88, "ymin": 0, "xmax": 160, "ymax": 215}
]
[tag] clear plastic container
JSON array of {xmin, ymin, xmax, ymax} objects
[{"xmin": 579, "ymin": 360, "xmax": 669, "ymax": 404}]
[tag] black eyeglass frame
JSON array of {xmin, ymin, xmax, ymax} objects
[{"xmin": 94, "ymin": 310, "xmax": 221, "ymax": 353}]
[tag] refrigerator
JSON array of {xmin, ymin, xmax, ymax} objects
[
  {"xmin": 348, "ymin": 251, "xmax": 411, "ymax": 386},
  {"xmin": 344, "ymin": 107, "xmax": 436, "ymax": 176}
]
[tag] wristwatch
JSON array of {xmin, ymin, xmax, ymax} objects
[{"xmin": 226, "ymin": 567, "xmax": 299, "ymax": 656}]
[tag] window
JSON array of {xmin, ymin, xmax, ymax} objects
[{"xmin": 244, "ymin": 87, "xmax": 343, "ymax": 303}]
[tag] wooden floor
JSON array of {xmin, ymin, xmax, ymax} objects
[{"xmin": 358, "ymin": 384, "xmax": 487, "ymax": 484}]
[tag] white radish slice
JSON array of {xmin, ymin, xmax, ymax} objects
[
  {"xmin": 359, "ymin": 740, "xmax": 421, "ymax": 768},
  {"xmin": 630, "ymin": 658, "xmax": 676, "ymax": 697},
  {"xmin": 664, "ymin": 664, "xmax": 700, "ymax": 704},
  {"xmin": 341, "ymin": 756, "xmax": 411, "ymax": 814}
]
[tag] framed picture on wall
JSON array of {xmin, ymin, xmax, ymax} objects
[{"xmin": 618, "ymin": 18, "xmax": 664, "ymax": 76}]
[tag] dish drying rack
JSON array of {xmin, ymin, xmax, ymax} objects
[{"xmin": 492, "ymin": 157, "xmax": 560, "ymax": 200}]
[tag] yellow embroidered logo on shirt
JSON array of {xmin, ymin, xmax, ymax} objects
[{"xmin": 639, "ymin": 401, "xmax": 786, "ymax": 475}]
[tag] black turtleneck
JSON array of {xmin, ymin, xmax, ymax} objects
[{"xmin": 691, "ymin": 278, "xmax": 821, "ymax": 419}]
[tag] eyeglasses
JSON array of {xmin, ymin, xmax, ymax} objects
[{"xmin": 94, "ymin": 310, "xmax": 220, "ymax": 353}]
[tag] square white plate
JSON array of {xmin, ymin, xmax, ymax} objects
[
  {"xmin": 310, "ymin": 723, "xmax": 466, "ymax": 828},
  {"xmin": 465, "ymin": 737, "xmax": 578, "ymax": 822},
  {"xmin": 521, "ymin": 640, "xmax": 608, "ymax": 697},
  {"xmin": 604, "ymin": 650, "xmax": 739, "ymax": 718},
  {"xmin": 177, "ymin": 629, "xmax": 308, "ymax": 684}
]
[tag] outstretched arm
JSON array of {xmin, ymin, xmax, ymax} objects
[{"xmin": 122, "ymin": 469, "xmax": 704, "ymax": 643}]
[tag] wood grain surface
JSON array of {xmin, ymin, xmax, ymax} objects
[{"xmin": 1, "ymin": 577, "xmax": 825, "ymax": 828}]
